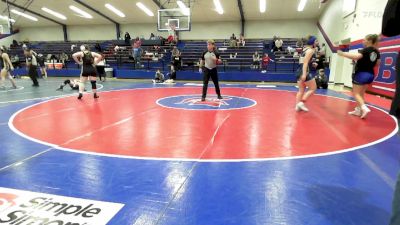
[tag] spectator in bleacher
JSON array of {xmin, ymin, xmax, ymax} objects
[
  {"xmin": 287, "ymin": 46, "xmax": 296, "ymax": 55},
  {"xmin": 261, "ymin": 53, "xmax": 274, "ymax": 73},
  {"xmin": 315, "ymin": 52, "xmax": 325, "ymax": 71},
  {"xmin": 167, "ymin": 25, "xmax": 177, "ymax": 44},
  {"xmin": 36, "ymin": 54, "xmax": 47, "ymax": 79},
  {"xmin": 59, "ymin": 52, "xmax": 69, "ymax": 69},
  {"xmin": 150, "ymin": 33, "xmax": 156, "ymax": 40},
  {"xmin": 153, "ymin": 45, "xmax": 162, "ymax": 53},
  {"xmin": 11, "ymin": 55, "xmax": 20, "ymax": 69},
  {"xmin": 132, "ymin": 40, "xmax": 143, "ymax": 68},
  {"xmin": 252, "ymin": 51, "xmax": 261, "ymax": 69},
  {"xmin": 96, "ymin": 55, "xmax": 106, "ymax": 82},
  {"xmin": 124, "ymin": 32, "xmax": 131, "ymax": 45},
  {"xmin": 171, "ymin": 46, "xmax": 181, "ymax": 70},
  {"xmin": 71, "ymin": 44, "xmax": 76, "ymax": 52},
  {"xmin": 238, "ymin": 34, "xmax": 245, "ymax": 47},
  {"xmin": 152, "ymin": 69, "xmax": 165, "ymax": 83},
  {"xmin": 23, "ymin": 48, "xmax": 39, "ymax": 87},
  {"xmin": 274, "ymin": 37, "xmax": 283, "ymax": 52},
  {"xmin": 95, "ymin": 43, "xmax": 102, "ymax": 53},
  {"xmin": 114, "ymin": 45, "xmax": 120, "ymax": 54},
  {"xmin": 270, "ymin": 35, "xmax": 277, "ymax": 52},
  {"xmin": 12, "ymin": 39, "xmax": 19, "ymax": 47},
  {"xmin": 296, "ymin": 38, "xmax": 304, "ymax": 48},
  {"xmin": 229, "ymin": 33, "xmax": 237, "ymax": 47},
  {"xmin": 133, "ymin": 37, "xmax": 142, "ymax": 48}
]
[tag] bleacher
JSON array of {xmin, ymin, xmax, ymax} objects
[
  {"xmin": 178, "ymin": 38, "xmax": 300, "ymax": 73},
  {"xmin": 8, "ymin": 39, "xmax": 173, "ymax": 71},
  {"xmin": 7, "ymin": 38, "xmax": 302, "ymax": 82}
]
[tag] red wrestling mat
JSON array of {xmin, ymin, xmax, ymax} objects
[
  {"xmin": 10, "ymin": 88, "xmax": 397, "ymax": 160},
  {"xmin": 341, "ymin": 91, "xmax": 392, "ymax": 110}
]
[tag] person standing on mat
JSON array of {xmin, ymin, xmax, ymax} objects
[
  {"xmin": 0, "ymin": 46, "xmax": 17, "ymax": 89},
  {"xmin": 382, "ymin": 0, "xmax": 400, "ymax": 119},
  {"xmin": 337, "ymin": 34, "xmax": 380, "ymax": 119},
  {"xmin": 295, "ymin": 35, "xmax": 318, "ymax": 112},
  {"xmin": 72, "ymin": 45, "xmax": 102, "ymax": 100},
  {"xmin": 24, "ymin": 48, "xmax": 39, "ymax": 87},
  {"xmin": 381, "ymin": 1, "xmax": 400, "ymax": 225},
  {"xmin": 199, "ymin": 39, "xmax": 222, "ymax": 101}
]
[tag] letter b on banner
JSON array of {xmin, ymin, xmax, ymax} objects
[{"xmin": 375, "ymin": 52, "xmax": 398, "ymax": 84}]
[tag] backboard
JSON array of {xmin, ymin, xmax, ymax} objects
[{"xmin": 158, "ymin": 8, "xmax": 191, "ymax": 31}]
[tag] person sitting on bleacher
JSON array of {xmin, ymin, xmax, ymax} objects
[
  {"xmin": 11, "ymin": 55, "xmax": 20, "ymax": 69},
  {"xmin": 238, "ymin": 34, "xmax": 245, "ymax": 47},
  {"xmin": 229, "ymin": 33, "xmax": 237, "ymax": 47},
  {"xmin": 274, "ymin": 37, "xmax": 283, "ymax": 52},
  {"xmin": 167, "ymin": 25, "xmax": 177, "ymax": 44},
  {"xmin": 296, "ymin": 38, "xmax": 304, "ymax": 48},
  {"xmin": 59, "ymin": 52, "xmax": 69, "ymax": 68}
]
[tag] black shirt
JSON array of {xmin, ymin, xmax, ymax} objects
[
  {"xmin": 201, "ymin": 50, "xmax": 220, "ymax": 69},
  {"xmin": 355, "ymin": 47, "xmax": 380, "ymax": 74},
  {"xmin": 382, "ymin": 0, "xmax": 400, "ymax": 37},
  {"xmin": 82, "ymin": 51, "xmax": 94, "ymax": 65}
]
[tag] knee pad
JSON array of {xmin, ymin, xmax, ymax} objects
[
  {"xmin": 64, "ymin": 80, "xmax": 71, "ymax": 85},
  {"xmin": 90, "ymin": 80, "xmax": 97, "ymax": 89}
]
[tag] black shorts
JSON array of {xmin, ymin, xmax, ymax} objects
[
  {"xmin": 96, "ymin": 66, "xmax": 105, "ymax": 75},
  {"xmin": 296, "ymin": 66, "xmax": 314, "ymax": 82},
  {"xmin": 81, "ymin": 65, "xmax": 97, "ymax": 77}
]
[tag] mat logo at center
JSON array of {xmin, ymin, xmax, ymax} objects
[
  {"xmin": 0, "ymin": 187, "xmax": 124, "ymax": 225},
  {"xmin": 156, "ymin": 95, "xmax": 257, "ymax": 110}
]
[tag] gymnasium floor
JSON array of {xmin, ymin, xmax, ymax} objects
[{"xmin": 0, "ymin": 77, "xmax": 399, "ymax": 225}]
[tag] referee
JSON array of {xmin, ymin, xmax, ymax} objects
[
  {"xmin": 199, "ymin": 39, "xmax": 222, "ymax": 101},
  {"xmin": 23, "ymin": 48, "xmax": 39, "ymax": 87}
]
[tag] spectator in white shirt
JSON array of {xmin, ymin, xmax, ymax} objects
[{"xmin": 274, "ymin": 37, "xmax": 283, "ymax": 52}]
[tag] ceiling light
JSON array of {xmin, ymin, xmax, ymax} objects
[
  {"xmin": 105, "ymin": 3, "xmax": 125, "ymax": 17},
  {"xmin": 69, "ymin": 5, "xmax": 93, "ymax": 19},
  {"xmin": 11, "ymin": 9, "xmax": 38, "ymax": 21},
  {"xmin": 260, "ymin": 0, "xmax": 266, "ymax": 13},
  {"xmin": 177, "ymin": 1, "xmax": 190, "ymax": 16},
  {"xmin": 41, "ymin": 7, "xmax": 67, "ymax": 20},
  {"xmin": 298, "ymin": 0, "xmax": 308, "ymax": 11},
  {"xmin": 136, "ymin": 2, "xmax": 154, "ymax": 17},
  {"xmin": 213, "ymin": 0, "xmax": 223, "ymax": 14}
]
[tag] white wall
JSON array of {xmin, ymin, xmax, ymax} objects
[
  {"xmin": 16, "ymin": 19, "xmax": 318, "ymax": 42},
  {"xmin": 180, "ymin": 21, "xmax": 241, "ymax": 40},
  {"xmin": 18, "ymin": 26, "xmax": 63, "ymax": 42},
  {"xmin": 246, "ymin": 19, "xmax": 317, "ymax": 39},
  {"xmin": 121, "ymin": 23, "xmax": 158, "ymax": 39},
  {"xmin": 68, "ymin": 24, "xmax": 115, "ymax": 41},
  {"xmin": 318, "ymin": 0, "xmax": 388, "ymax": 86}
]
